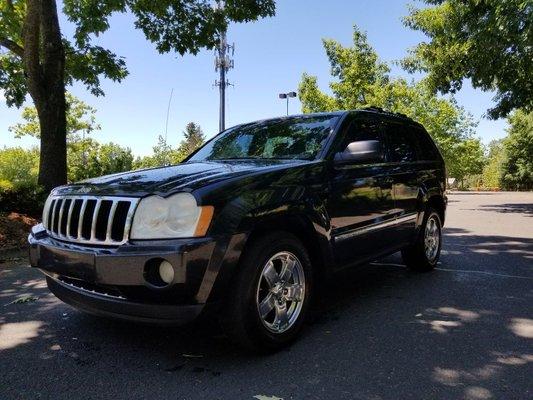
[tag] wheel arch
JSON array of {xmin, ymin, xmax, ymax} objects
[
  {"xmin": 427, "ymin": 194, "xmax": 446, "ymax": 225},
  {"xmin": 244, "ymin": 213, "xmax": 332, "ymax": 280}
]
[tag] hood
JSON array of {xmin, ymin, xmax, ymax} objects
[{"xmin": 53, "ymin": 160, "xmax": 308, "ymax": 197}]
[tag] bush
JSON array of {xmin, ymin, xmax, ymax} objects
[
  {"xmin": 0, "ymin": 147, "xmax": 46, "ymax": 217},
  {"xmin": 68, "ymin": 139, "xmax": 134, "ymax": 182}
]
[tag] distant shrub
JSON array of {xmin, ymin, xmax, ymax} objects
[{"xmin": 0, "ymin": 147, "xmax": 46, "ymax": 217}]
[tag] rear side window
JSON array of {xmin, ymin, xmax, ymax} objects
[
  {"xmin": 384, "ymin": 122, "xmax": 418, "ymax": 163},
  {"xmin": 412, "ymin": 125, "xmax": 439, "ymax": 161}
]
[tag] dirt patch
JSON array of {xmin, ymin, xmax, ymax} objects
[{"xmin": 0, "ymin": 212, "xmax": 39, "ymax": 252}]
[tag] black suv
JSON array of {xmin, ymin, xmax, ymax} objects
[{"xmin": 29, "ymin": 108, "xmax": 446, "ymax": 351}]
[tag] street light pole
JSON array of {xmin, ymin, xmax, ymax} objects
[{"xmin": 279, "ymin": 91, "xmax": 297, "ymax": 116}]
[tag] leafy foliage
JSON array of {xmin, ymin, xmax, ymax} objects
[
  {"xmin": 403, "ymin": 0, "xmax": 533, "ymax": 119},
  {"xmin": 0, "ymin": 146, "xmax": 44, "ymax": 215},
  {"xmin": 7, "ymin": 94, "xmax": 132, "ymax": 182},
  {"xmin": 9, "ymin": 93, "xmax": 100, "ymax": 141},
  {"xmin": 501, "ymin": 110, "xmax": 533, "ymax": 190},
  {"xmin": 298, "ymin": 25, "xmax": 478, "ymax": 174},
  {"xmin": 134, "ymin": 122, "xmax": 206, "ymax": 169},
  {"xmin": 0, "ymin": 146, "xmax": 39, "ymax": 191},
  {"xmin": 482, "ymin": 139, "xmax": 505, "ymax": 189},
  {"xmin": 0, "ymin": 0, "xmax": 275, "ymax": 191},
  {"xmin": 0, "ymin": 0, "xmax": 275, "ymax": 106},
  {"xmin": 134, "ymin": 135, "xmax": 179, "ymax": 169},
  {"xmin": 68, "ymin": 139, "xmax": 134, "ymax": 182},
  {"xmin": 446, "ymin": 138, "xmax": 485, "ymax": 188}
]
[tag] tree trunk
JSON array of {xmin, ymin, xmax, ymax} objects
[
  {"xmin": 36, "ymin": 93, "xmax": 67, "ymax": 191},
  {"xmin": 23, "ymin": 0, "xmax": 67, "ymax": 193}
]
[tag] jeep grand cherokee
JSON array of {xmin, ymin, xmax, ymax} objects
[{"xmin": 29, "ymin": 108, "xmax": 447, "ymax": 351}]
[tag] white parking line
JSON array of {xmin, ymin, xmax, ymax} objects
[{"xmin": 369, "ymin": 262, "xmax": 533, "ymax": 280}]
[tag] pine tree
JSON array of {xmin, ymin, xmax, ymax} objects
[{"xmin": 178, "ymin": 123, "xmax": 205, "ymax": 157}]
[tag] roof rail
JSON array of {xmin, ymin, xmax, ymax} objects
[
  {"xmin": 362, "ymin": 106, "xmax": 384, "ymax": 112},
  {"xmin": 361, "ymin": 106, "xmax": 411, "ymax": 120}
]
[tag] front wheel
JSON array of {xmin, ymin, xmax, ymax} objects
[
  {"xmin": 402, "ymin": 209, "xmax": 442, "ymax": 272},
  {"xmin": 222, "ymin": 232, "xmax": 313, "ymax": 352}
]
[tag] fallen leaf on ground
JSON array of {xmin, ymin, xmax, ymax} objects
[{"xmin": 4, "ymin": 295, "xmax": 38, "ymax": 306}]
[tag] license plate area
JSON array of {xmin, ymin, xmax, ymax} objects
[{"xmin": 38, "ymin": 246, "xmax": 96, "ymax": 282}]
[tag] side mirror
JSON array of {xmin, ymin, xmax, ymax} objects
[{"xmin": 334, "ymin": 140, "xmax": 382, "ymax": 164}]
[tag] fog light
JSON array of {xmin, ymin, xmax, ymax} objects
[{"xmin": 158, "ymin": 260, "xmax": 175, "ymax": 284}]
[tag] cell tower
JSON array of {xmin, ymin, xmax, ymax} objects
[{"xmin": 214, "ymin": 1, "xmax": 234, "ymax": 132}]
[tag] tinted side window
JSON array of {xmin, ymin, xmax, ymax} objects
[
  {"xmin": 385, "ymin": 122, "xmax": 418, "ymax": 163},
  {"xmin": 337, "ymin": 117, "xmax": 383, "ymax": 154},
  {"xmin": 413, "ymin": 125, "xmax": 439, "ymax": 160}
]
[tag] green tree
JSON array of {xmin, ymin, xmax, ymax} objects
[
  {"xmin": 8, "ymin": 93, "xmax": 132, "ymax": 182},
  {"xmin": 403, "ymin": 0, "xmax": 532, "ymax": 119},
  {"xmin": 177, "ymin": 122, "xmax": 205, "ymax": 157},
  {"xmin": 9, "ymin": 93, "xmax": 100, "ymax": 141},
  {"xmin": 501, "ymin": 110, "xmax": 533, "ymax": 190},
  {"xmin": 298, "ymin": 25, "xmax": 477, "ymax": 170},
  {"xmin": 0, "ymin": 146, "xmax": 39, "ymax": 190},
  {"xmin": 0, "ymin": 0, "xmax": 275, "ymax": 192},
  {"xmin": 482, "ymin": 139, "xmax": 505, "ymax": 189},
  {"xmin": 0, "ymin": 146, "xmax": 44, "ymax": 215},
  {"xmin": 134, "ymin": 135, "xmax": 175, "ymax": 169},
  {"xmin": 447, "ymin": 138, "xmax": 485, "ymax": 189},
  {"xmin": 68, "ymin": 139, "xmax": 133, "ymax": 182}
]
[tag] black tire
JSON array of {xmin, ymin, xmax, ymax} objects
[
  {"xmin": 221, "ymin": 231, "xmax": 313, "ymax": 353},
  {"xmin": 402, "ymin": 208, "xmax": 442, "ymax": 272}
]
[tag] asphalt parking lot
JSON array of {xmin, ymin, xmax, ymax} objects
[{"xmin": 1, "ymin": 192, "xmax": 532, "ymax": 400}]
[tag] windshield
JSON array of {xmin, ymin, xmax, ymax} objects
[{"xmin": 188, "ymin": 115, "xmax": 340, "ymax": 162}]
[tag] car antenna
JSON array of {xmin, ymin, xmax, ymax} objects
[{"xmin": 164, "ymin": 88, "xmax": 174, "ymax": 144}]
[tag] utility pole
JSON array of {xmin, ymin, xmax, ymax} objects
[{"xmin": 214, "ymin": 1, "xmax": 234, "ymax": 132}]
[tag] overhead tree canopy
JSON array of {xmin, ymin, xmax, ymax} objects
[
  {"xmin": 402, "ymin": 0, "xmax": 532, "ymax": 119},
  {"xmin": 1, "ymin": 0, "xmax": 276, "ymax": 107}
]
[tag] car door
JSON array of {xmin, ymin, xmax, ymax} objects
[
  {"xmin": 327, "ymin": 115, "xmax": 396, "ymax": 267},
  {"xmin": 382, "ymin": 120, "xmax": 420, "ymax": 245}
]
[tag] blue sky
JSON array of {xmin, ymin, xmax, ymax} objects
[{"xmin": 0, "ymin": 0, "xmax": 508, "ymax": 157}]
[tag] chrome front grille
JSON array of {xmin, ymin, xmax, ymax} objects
[{"xmin": 43, "ymin": 196, "xmax": 139, "ymax": 246}]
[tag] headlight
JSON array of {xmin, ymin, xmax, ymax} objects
[{"xmin": 130, "ymin": 193, "xmax": 214, "ymax": 239}]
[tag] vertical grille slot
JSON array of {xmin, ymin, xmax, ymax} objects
[
  {"xmin": 46, "ymin": 199, "xmax": 56, "ymax": 229},
  {"xmin": 95, "ymin": 200, "xmax": 112, "ymax": 240},
  {"xmin": 68, "ymin": 200, "xmax": 83, "ymax": 238},
  {"xmin": 111, "ymin": 201, "xmax": 131, "ymax": 241},
  {"xmin": 52, "ymin": 199, "xmax": 63, "ymax": 234},
  {"xmin": 59, "ymin": 199, "xmax": 71, "ymax": 236},
  {"xmin": 44, "ymin": 196, "xmax": 138, "ymax": 246},
  {"xmin": 81, "ymin": 200, "xmax": 97, "ymax": 239}
]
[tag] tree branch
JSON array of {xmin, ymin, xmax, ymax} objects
[{"xmin": 0, "ymin": 37, "xmax": 24, "ymax": 57}]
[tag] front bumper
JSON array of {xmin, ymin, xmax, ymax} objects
[
  {"xmin": 29, "ymin": 224, "xmax": 243, "ymax": 325},
  {"xmin": 45, "ymin": 275, "xmax": 204, "ymax": 324}
]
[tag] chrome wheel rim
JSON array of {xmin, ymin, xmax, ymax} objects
[
  {"xmin": 256, "ymin": 251, "xmax": 306, "ymax": 334},
  {"xmin": 424, "ymin": 215, "xmax": 440, "ymax": 262}
]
